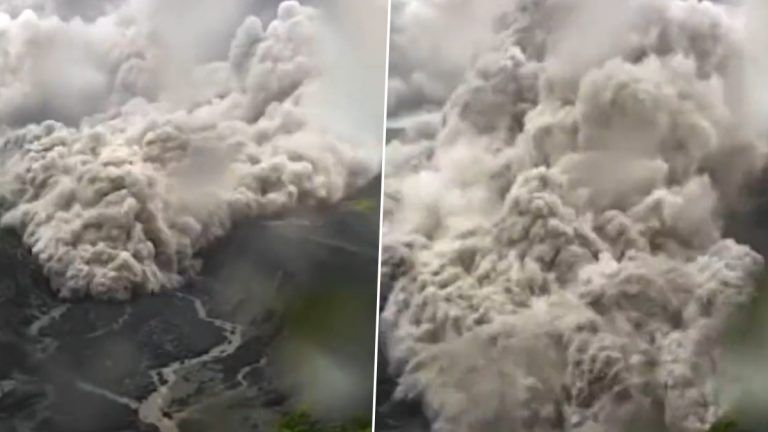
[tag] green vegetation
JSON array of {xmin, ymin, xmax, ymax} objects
[
  {"xmin": 707, "ymin": 416, "xmax": 762, "ymax": 432},
  {"xmin": 707, "ymin": 269, "xmax": 768, "ymax": 432},
  {"xmin": 277, "ymin": 410, "xmax": 371, "ymax": 432},
  {"xmin": 347, "ymin": 198, "xmax": 377, "ymax": 215},
  {"xmin": 709, "ymin": 418, "xmax": 740, "ymax": 432}
]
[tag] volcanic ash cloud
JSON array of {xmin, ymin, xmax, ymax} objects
[
  {"xmin": 382, "ymin": 0, "xmax": 768, "ymax": 431},
  {"xmin": 0, "ymin": 0, "xmax": 378, "ymax": 300}
]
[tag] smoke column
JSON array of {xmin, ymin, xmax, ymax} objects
[
  {"xmin": 381, "ymin": 0, "xmax": 768, "ymax": 431},
  {"xmin": 0, "ymin": 0, "xmax": 380, "ymax": 300}
]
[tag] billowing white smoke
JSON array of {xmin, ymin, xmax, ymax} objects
[
  {"xmin": 0, "ymin": 0, "xmax": 379, "ymax": 300},
  {"xmin": 386, "ymin": 0, "xmax": 511, "ymax": 117},
  {"xmin": 382, "ymin": 0, "xmax": 768, "ymax": 431}
]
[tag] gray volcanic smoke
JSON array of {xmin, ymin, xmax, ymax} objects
[
  {"xmin": 0, "ymin": 0, "xmax": 381, "ymax": 300},
  {"xmin": 381, "ymin": 0, "xmax": 768, "ymax": 431}
]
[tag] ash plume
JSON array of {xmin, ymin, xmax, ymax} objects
[
  {"xmin": 0, "ymin": 0, "xmax": 381, "ymax": 300},
  {"xmin": 381, "ymin": 0, "xmax": 768, "ymax": 431}
]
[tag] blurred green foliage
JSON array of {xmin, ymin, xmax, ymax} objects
[
  {"xmin": 282, "ymin": 287, "xmax": 374, "ymax": 347},
  {"xmin": 708, "ymin": 418, "xmax": 739, "ymax": 432},
  {"xmin": 707, "ymin": 416, "xmax": 758, "ymax": 432},
  {"xmin": 347, "ymin": 199, "xmax": 377, "ymax": 215},
  {"xmin": 277, "ymin": 410, "xmax": 371, "ymax": 432},
  {"xmin": 704, "ymin": 268, "xmax": 768, "ymax": 432}
]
